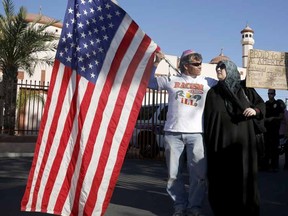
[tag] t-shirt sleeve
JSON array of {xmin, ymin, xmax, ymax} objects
[
  {"xmin": 156, "ymin": 76, "xmax": 169, "ymax": 90},
  {"xmin": 147, "ymin": 66, "xmax": 159, "ymax": 90}
]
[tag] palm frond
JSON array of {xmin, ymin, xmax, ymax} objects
[{"xmin": 0, "ymin": 0, "xmax": 59, "ymax": 75}]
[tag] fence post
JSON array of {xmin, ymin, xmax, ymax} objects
[{"xmin": 0, "ymin": 81, "xmax": 3, "ymax": 133}]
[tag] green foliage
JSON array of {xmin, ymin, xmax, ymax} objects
[
  {"xmin": 17, "ymin": 88, "xmax": 45, "ymax": 111},
  {"xmin": 0, "ymin": 0, "xmax": 59, "ymax": 76},
  {"xmin": 0, "ymin": 0, "xmax": 60, "ymax": 134}
]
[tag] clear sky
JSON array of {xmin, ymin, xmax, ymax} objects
[{"xmin": 1, "ymin": 0, "xmax": 288, "ymax": 101}]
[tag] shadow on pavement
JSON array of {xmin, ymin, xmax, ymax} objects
[{"xmin": 0, "ymin": 157, "xmax": 287, "ymax": 216}]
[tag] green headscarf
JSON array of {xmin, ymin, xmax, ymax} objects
[
  {"xmin": 216, "ymin": 60, "xmax": 241, "ymax": 93},
  {"xmin": 216, "ymin": 60, "xmax": 250, "ymax": 118}
]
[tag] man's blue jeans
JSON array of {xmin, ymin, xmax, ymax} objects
[{"xmin": 164, "ymin": 132, "xmax": 206, "ymax": 211}]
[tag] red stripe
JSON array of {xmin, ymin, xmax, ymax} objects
[
  {"xmin": 84, "ymin": 34, "xmax": 153, "ymax": 215},
  {"xmin": 21, "ymin": 60, "xmax": 60, "ymax": 209},
  {"xmin": 40, "ymin": 73, "xmax": 82, "ymax": 210},
  {"xmin": 53, "ymin": 81, "xmax": 95, "ymax": 214},
  {"xmin": 30, "ymin": 66, "xmax": 73, "ymax": 211},
  {"xmin": 71, "ymin": 21, "xmax": 140, "ymax": 216},
  {"xmin": 101, "ymin": 44, "xmax": 157, "ymax": 215}
]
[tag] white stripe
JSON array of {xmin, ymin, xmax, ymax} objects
[
  {"xmin": 35, "ymin": 70, "xmax": 77, "ymax": 210},
  {"xmin": 60, "ymin": 78, "xmax": 90, "ymax": 216},
  {"xmin": 47, "ymin": 72, "xmax": 88, "ymax": 213},
  {"xmin": 25, "ymin": 63, "xmax": 67, "ymax": 210},
  {"xmin": 92, "ymin": 34, "xmax": 157, "ymax": 215},
  {"xmin": 56, "ymin": 65, "xmax": 106, "ymax": 214},
  {"xmin": 76, "ymin": 14, "xmax": 134, "ymax": 216}
]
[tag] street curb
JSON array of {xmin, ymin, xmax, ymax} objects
[{"xmin": 0, "ymin": 141, "xmax": 35, "ymax": 158}]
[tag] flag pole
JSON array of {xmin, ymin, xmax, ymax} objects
[{"xmin": 163, "ymin": 56, "xmax": 181, "ymax": 75}]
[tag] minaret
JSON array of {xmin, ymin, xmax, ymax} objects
[{"xmin": 240, "ymin": 24, "xmax": 254, "ymax": 68}]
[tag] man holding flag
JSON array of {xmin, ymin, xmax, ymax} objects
[{"xmin": 21, "ymin": 0, "xmax": 158, "ymax": 215}]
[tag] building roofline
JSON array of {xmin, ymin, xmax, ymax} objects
[{"xmin": 25, "ymin": 13, "xmax": 63, "ymax": 28}]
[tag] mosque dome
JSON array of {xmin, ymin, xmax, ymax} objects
[{"xmin": 209, "ymin": 49, "xmax": 230, "ymax": 64}]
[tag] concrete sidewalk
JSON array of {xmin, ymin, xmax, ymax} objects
[{"xmin": 0, "ymin": 156, "xmax": 287, "ymax": 216}]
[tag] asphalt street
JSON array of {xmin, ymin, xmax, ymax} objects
[{"xmin": 0, "ymin": 156, "xmax": 287, "ymax": 216}]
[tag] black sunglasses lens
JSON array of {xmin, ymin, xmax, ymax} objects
[{"xmin": 188, "ymin": 62, "xmax": 201, "ymax": 66}]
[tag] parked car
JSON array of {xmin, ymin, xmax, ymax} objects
[{"xmin": 130, "ymin": 103, "xmax": 168, "ymax": 158}]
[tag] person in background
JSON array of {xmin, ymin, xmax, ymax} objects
[
  {"xmin": 204, "ymin": 60, "xmax": 265, "ymax": 216},
  {"xmin": 277, "ymin": 99, "xmax": 288, "ymax": 170},
  {"xmin": 149, "ymin": 50, "xmax": 217, "ymax": 216},
  {"xmin": 262, "ymin": 89, "xmax": 284, "ymax": 172}
]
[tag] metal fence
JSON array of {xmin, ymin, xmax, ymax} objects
[
  {"xmin": 0, "ymin": 80, "xmax": 49, "ymax": 135},
  {"xmin": 0, "ymin": 81, "xmax": 168, "ymax": 160},
  {"xmin": 127, "ymin": 89, "xmax": 168, "ymax": 160}
]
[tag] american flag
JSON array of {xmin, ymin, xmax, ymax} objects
[{"xmin": 21, "ymin": 0, "xmax": 158, "ymax": 215}]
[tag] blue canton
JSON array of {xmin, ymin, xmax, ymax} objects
[{"xmin": 56, "ymin": 0, "xmax": 125, "ymax": 84}]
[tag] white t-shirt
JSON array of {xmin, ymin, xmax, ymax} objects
[{"xmin": 157, "ymin": 74, "xmax": 217, "ymax": 133}]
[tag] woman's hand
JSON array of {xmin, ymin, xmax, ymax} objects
[{"xmin": 243, "ymin": 107, "xmax": 257, "ymax": 117}]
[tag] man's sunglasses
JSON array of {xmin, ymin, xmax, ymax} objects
[{"xmin": 187, "ymin": 62, "xmax": 202, "ymax": 67}]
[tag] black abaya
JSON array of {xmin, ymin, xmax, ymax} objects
[{"xmin": 204, "ymin": 84, "xmax": 265, "ymax": 216}]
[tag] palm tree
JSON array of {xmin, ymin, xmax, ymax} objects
[{"xmin": 0, "ymin": 0, "xmax": 59, "ymax": 134}]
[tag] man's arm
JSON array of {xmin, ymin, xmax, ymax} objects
[{"xmin": 147, "ymin": 51, "xmax": 164, "ymax": 90}]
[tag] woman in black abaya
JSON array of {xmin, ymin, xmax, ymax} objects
[{"xmin": 204, "ymin": 60, "xmax": 265, "ymax": 216}]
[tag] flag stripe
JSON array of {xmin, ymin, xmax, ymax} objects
[
  {"xmin": 84, "ymin": 33, "xmax": 150, "ymax": 215},
  {"xmin": 83, "ymin": 25, "xmax": 152, "ymax": 215},
  {"xmin": 31, "ymin": 65, "xmax": 74, "ymax": 211},
  {"xmin": 40, "ymin": 74, "xmax": 80, "ymax": 210},
  {"xmin": 53, "ymin": 78, "xmax": 95, "ymax": 214},
  {"xmin": 20, "ymin": 60, "xmax": 59, "ymax": 210},
  {"xmin": 88, "ymin": 35, "xmax": 155, "ymax": 215},
  {"xmin": 41, "ymin": 67, "xmax": 79, "ymax": 214},
  {"xmin": 21, "ymin": 61, "xmax": 70, "ymax": 211},
  {"xmin": 70, "ymin": 19, "xmax": 140, "ymax": 216},
  {"xmin": 101, "ymin": 48, "xmax": 155, "ymax": 214}
]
